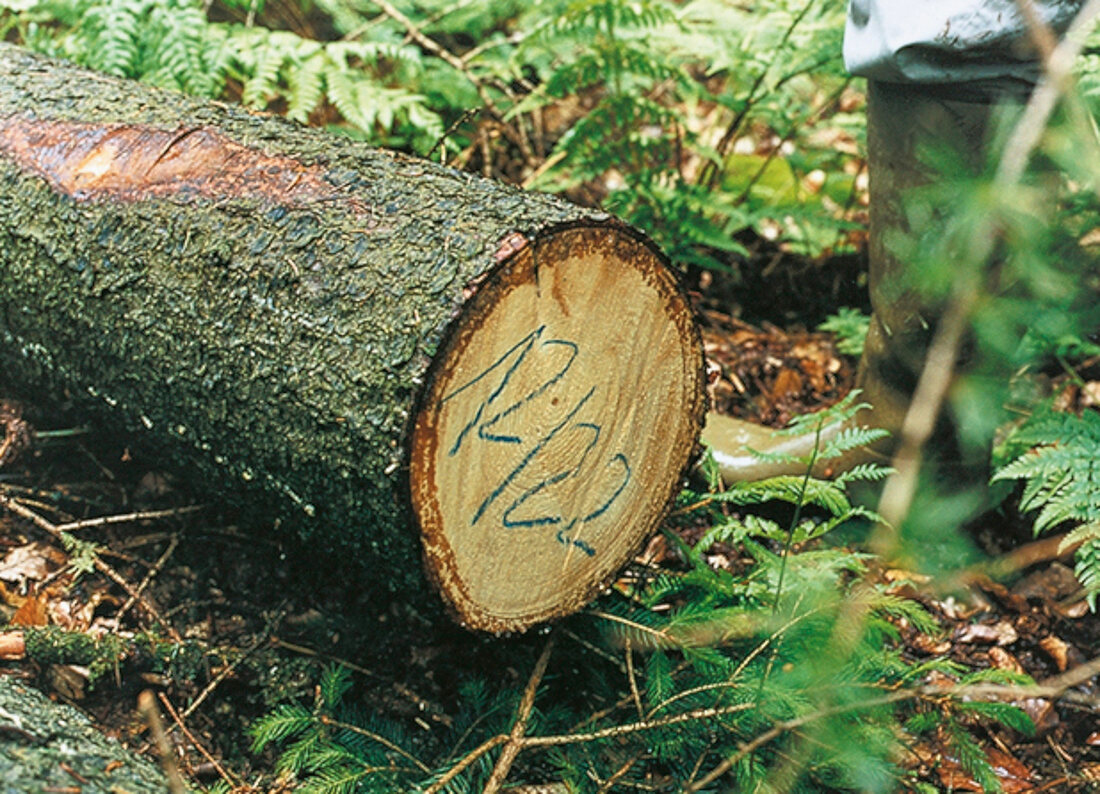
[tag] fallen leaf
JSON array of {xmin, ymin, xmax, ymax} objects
[
  {"xmin": 910, "ymin": 632, "xmax": 952, "ymax": 655},
  {"xmin": 1018, "ymin": 698, "xmax": 1059, "ymax": 735},
  {"xmin": 988, "ymin": 646, "xmax": 1025, "ymax": 675},
  {"xmin": 10, "ymin": 586, "xmax": 48, "ymax": 627},
  {"xmin": 0, "ymin": 542, "xmax": 61, "ymax": 585},
  {"xmin": 1038, "ymin": 635, "xmax": 1071, "ymax": 672},
  {"xmin": 1012, "ymin": 563, "xmax": 1082, "ymax": 603},
  {"xmin": 956, "ymin": 621, "xmax": 1018, "ymax": 646},
  {"xmin": 986, "ymin": 747, "xmax": 1035, "ymax": 793}
]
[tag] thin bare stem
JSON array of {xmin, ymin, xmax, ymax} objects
[
  {"xmin": 55, "ymin": 505, "xmax": 203, "ymax": 533},
  {"xmin": 423, "ymin": 734, "xmax": 508, "ymax": 794},
  {"xmin": 319, "ymin": 715, "xmax": 431, "ymax": 773},
  {"xmin": 137, "ymin": 690, "xmax": 187, "ymax": 794},
  {"xmin": 116, "ymin": 535, "xmax": 178, "ymax": 623},
  {"xmin": 158, "ymin": 691, "xmax": 243, "ymax": 789},
  {"xmin": 482, "ymin": 632, "xmax": 557, "ymax": 794},
  {"xmin": 0, "ymin": 494, "xmax": 179, "ymax": 640},
  {"xmin": 522, "ymin": 701, "xmax": 757, "ymax": 748},
  {"xmin": 625, "ymin": 638, "xmax": 644, "ymax": 720}
]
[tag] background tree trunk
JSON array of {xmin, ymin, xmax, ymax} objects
[{"xmin": 0, "ymin": 44, "xmax": 704, "ymax": 632}]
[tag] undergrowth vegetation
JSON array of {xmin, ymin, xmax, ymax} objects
[
  {"xmin": 3, "ymin": 0, "xmax": 1100, "ymax": 791},
  {"xmin": 0, "ymin": 0, "xmax": 862, "ymax": 270},
  {"xmin": 247, "ymin": 397, "xmax": 1035, "ymax": 792}
]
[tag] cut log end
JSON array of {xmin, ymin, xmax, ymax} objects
[{"xmin": 411, "ymin": 224, "xmax": 704, "ymax": 632}]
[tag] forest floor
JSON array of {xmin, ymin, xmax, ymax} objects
[{"xmin": 0, "ymin": 261, "xmax": 1098, "ymax": 792}]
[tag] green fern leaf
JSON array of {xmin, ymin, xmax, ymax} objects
[{"xmin": 249, "ymin": 703, "xmax": 313, "ymax": 752}]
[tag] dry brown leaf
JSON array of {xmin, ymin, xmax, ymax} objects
[
  {"xmin": 10, "ymin": 586, "xmax": 48, "ymax": 627},
  {"xmin": 986, "ymin": 748, "xmax": 1035, "ymax": 793},
  {"xmin": 910, "ymin": 633, "xmax": 952, "ymax": 655},
  {"xmin": 1038, "ymin": 635, "xmax": 1071, "ymax": 672},
  {"xmin": 770, "ymin": 368, "xmax": 803, "ymax": 400},
  {"xmin": 0, "ymin": 542, "xmax": 61, "ymax": 585},
  {"xmin": 0, "ymin": 579, "xmax": 24, "ymax": 609},
  {"xmin": 1012, "ymin": 563, "xmax": 1082, "ymax": 603},
  {"xmin": 930, "ymin": 746, "xmax": 1035, "ymax": 793},
  {"xmin": 1017, "ymin": 698, "xmax": 1059, "ymax": 735},
  {"xmin": 988, "ymin": 646, "xmax": 1025, "ymax": 675}
]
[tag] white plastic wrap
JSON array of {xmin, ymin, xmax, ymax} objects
[{"xmin": 844, "ymin": 0, "xmax": 1084, "ymax": 85}]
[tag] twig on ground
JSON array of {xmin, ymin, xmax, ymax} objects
[
  {"xmin": 55, "ymin": 506, "xmax": 203, "ymax": 533},
  {"xmin": 625, "ymin": 638, "xmax": 644, "ymax": 720},
  {"xmin": 319, "ymin": 715, "xmax": 432, "ymax": 773},
  {"xmin": 171, "ymin": 616, "xmax": 282, "ymax": 727},
  {"xmin": 482, "ymin": 631, "xmax": 557, "ymax": 794},
  {"xmin": 597, "ymin": 754, "xmax": 641, "ymax": 794},
  {"xmin": 0, "ymin": 494, "xmax": 180, "ymax": 641},
  {"xmin": 157, "ymin": 691, "xmax": 243, "ymax": 790},
  {"xmin": 424, "ymin": 734, "xmax": 508, "ymax": 794},
  {"xmin": 137, "ymin": 690, "xmax": 187, "ymax": 794},
  {"xmin": 116, "ymin": 535, "xmax": 179, "ymax": 624}
]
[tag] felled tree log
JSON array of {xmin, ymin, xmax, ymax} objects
[
  {"xmin": 0, "ymin": 675, "xmax": 170, "ymax": 792},
  {"xmin": 0, "ymin": 45, "xmax": 704, "ymax": 632}
]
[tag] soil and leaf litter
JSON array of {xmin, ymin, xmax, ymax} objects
[{"xmin": 0, "ymin": 0, "xmax": 1098, "ymax": 790}]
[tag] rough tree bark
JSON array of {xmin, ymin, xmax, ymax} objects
[
  {"xmin": 0, "ymin": 45, "xmax": 704, "ymax": 632},
  {"xmin": 0, "ymin": 675, "xmax": 169, "ymax": 792}
]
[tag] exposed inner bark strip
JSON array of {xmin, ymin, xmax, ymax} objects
[{"xmin": 0, "ymin": 117, "xmax": 342, "ymax": 205}]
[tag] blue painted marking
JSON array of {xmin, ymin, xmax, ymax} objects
[
  {"xmin": 556, "ymin": 521, "xmax": 596, "ymax": 557},
  {"xmin": 581, "ymin": 454, "xmax": 631, "ymax": 523},
  {"xmin": 470, "ymin": 386, "xmax": 596, "ymax": 526},
  {"xmin": 477, "ymin": 339, "xmax": 578, "ymax": 444},
  {"xmin": 440, "ymin": 328, "xmax": 635, "ymax": 558},
  {"xmin": 443, "ymin": 326, "xmax": 544, "ymax": 456},
  {"xmin": 501, "ymin": 422, "xmax": 601, "ymax": 528}
]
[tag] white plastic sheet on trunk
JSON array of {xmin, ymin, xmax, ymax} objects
[{"xmin": 844, "ymin": 0, "xmax": 1084, "ymax": 85}]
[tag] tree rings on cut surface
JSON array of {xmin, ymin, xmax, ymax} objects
[{"xmin": 411, "ymin": 224, "xmax": 704, "ymax": 632}]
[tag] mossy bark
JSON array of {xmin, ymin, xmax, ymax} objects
[
  {"xmin": 0, "ymin": 675, "xmax": 169, "ymax": 793},
  {"xmin": 0, "ymin": 45, "xmax": 704, "ymax": 619}
]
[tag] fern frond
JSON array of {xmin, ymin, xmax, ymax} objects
[
  {"xmin": 286, "ymin": 49, "xmax": 325, "ymax": 123},
  {"xmin": 320, "ymin": 664, "xmax": 353, "ymax": 709},
  {"xmin": 994, "ymin": 404, "xmax": 1100, "ymax": 609},
  {"xmin": 242, "ymin": 38, "xmax": 288, "ymax": 108},
  {"xmin": 249, "ymin": 703, "xmax": 313, "ymax": 752}
]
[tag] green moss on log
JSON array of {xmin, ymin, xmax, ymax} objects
[{"xmin": 0, "ymin": 674, "xmax": 169, "ymax": 792}]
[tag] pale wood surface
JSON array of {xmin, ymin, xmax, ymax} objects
[{"xmin": 411, "ymin": 225, "xmax": 703, "ymax": 632}]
